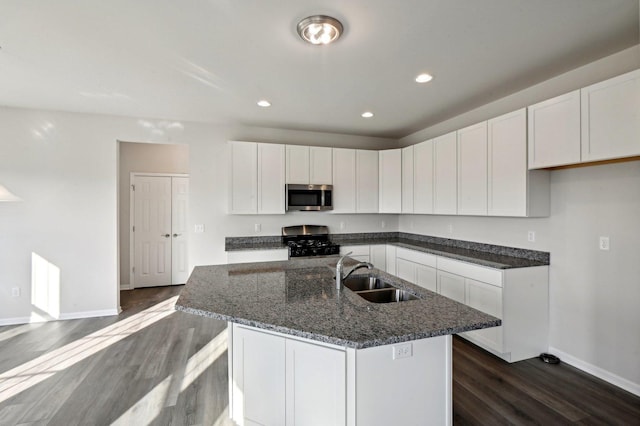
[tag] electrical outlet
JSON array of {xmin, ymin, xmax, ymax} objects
[
  {"xmin": 11, "ymin": 287, "xmax": 20, "ymax": 297},
  {"xmin": 254, "ymin": 223, "xmax": 261, "ymax": 233},
  {"xmin": 599, "ymin": 236, "xmax": 610, "ymax": 251},
  {"xmin": 528, "ymin": 231, "xmax": 536, "ymax": 242},
  {"xmin": 392, "ymin": 342, "xmax": 412, "ymax": 360},
  {"xmin": 381, "ymin": 220, "xmax": 386, "ymax": 229},
  {"xmin": 340, "ymin": 221, "xmax": 345, "ymax": 230},
  {"xmin": 194, "ymin": 224, "xmax": 205, "ymax": 233}
]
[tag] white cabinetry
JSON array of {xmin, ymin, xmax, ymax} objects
[
  {"xmin": 379, "ymin": 149, "xmax": 402, "ymax": 213},
  {"xmin": 581, "ymin": 69, "xmax": 640, "ymax": 162},
  {"xmin": 356, "ymin": 150, "xmax": 379, "ymax": 213},
  {"xmin": 488, "ymin": 109, "xmax": 549, "ymax": 217},
  {"xmin": 395, "ymin": 247, "xmax": 437, "ymax": 292},
  {"xmin": 229, "ymin": 141, "xmax": 285, "ymax": 215},
  {"xmin": 232, "ymin": 325, "xmax": 346, "ymax": 426},
  {"xmin": 434, "ymin": 131, "xmax": 457, "ymax": 214},
  {"xmin": 340, "ymin": 245, "xmax": 370, "ymax": 262},
  {"xmin": 528, "ymin": 90, "xmax": 581, "ymax": 169},
  {"xmin": 332, "ymin": 148, "xmax": 357, "ymax": 213},
  {"xmin": 413, "ymin": 140, "xmax": 435, "ymax": 214},
  {"xmin": 436, "ymin": 257, "xmax": 548, "ymax": 362},
  {"xmin": 401, "ymin": 145, "xmax": 414, "ymax": 213},
  {"xmin": 369, "ymin": 244, "xmax": 387, "ymax": 270},
  {"xmin": 457, "ymin": 122, "xmax": 488, "ymax": 215},
  {"xmin": 286, "ymin": 145, "xmax": 332, "ymax": 184}
]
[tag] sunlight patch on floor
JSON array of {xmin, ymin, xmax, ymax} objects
[{"xmin": 0, "ymin": 296, "xmax": 179, "ymax": 403}]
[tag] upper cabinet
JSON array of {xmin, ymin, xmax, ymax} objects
[
  {"xmin": 401, "ymin": 145, "xmax": 414, "ymax": 213},
  {"xmin": 457, "ymin": 122, "xmax": 488, "ymax": 216},
  {"xmin": 356, "ymin": 150, "xmax": 379, "ymax": 213},
  {"xmin": 433, "ymin": 131, "xmax": 457, "ymax": 215},
  {"xmin": 528, "ymin": 90, "xmax": 581, "ymax": 169},
  {"xmin": 229, "ymin": 141, "xmax": 285, "ymax": 215},
  {"xmin": 286, "ymin": 145, "xmax": 332, "ymax": 184},
  {"xmin": 488, "ymin": 109, "xmax": 549, "ymax": 217},
  {"xmin": 379, "ymin": 149, "xmax": 402, "ymax": 213},
  {"xmin": 332, "ymin": 148, "xmax": 379, "ymax": 213},
  {"xmin": 581, "ymin": 69, "xmax": 640, "ymax": 163},
  {"xmin": 413, "ymin": 140, "xmax": 434, "ymax": 214}
]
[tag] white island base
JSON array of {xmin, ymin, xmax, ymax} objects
[{"xmin": 228, "ymin": 323, "xmax": 452, "ymax": 426}]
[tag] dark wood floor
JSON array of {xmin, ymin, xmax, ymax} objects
[{"xmin": 0, "ymin": 287, "xmax": 638, "ymax": 425}]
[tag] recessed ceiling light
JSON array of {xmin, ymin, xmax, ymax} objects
[
  {"xmin": 257, "ymin": 100, "xmax": 271, "ymax": 107},
  {"xmin": 415, "ymin": 73, "xmax": 433, "ymax": 83},
  {"xmin": 297, "ymin": 15, "xmax": 343, "ymax": 45},
  {"xmin": 361, "ymin": 111, "xmax": 374, "ymax": 118}
]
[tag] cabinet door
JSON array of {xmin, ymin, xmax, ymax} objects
[
  {"xmin": 286, "ymin": 145, "xmax": 310, "ymax": 184},
  {"xmin": 437, "ymin": 271, "xmax": 465, "ymax": 303},
  {"xmin": 356, "ymin": 150, "xmax": 379, "ymax": 213},
  {"xmin": 332, "ymin": 148, "xmax": 357, "ymax": 213},
  {"xmin": 309, "ymin": 146, "xmax": 333, "ymax": 184},
  {"xmin": 434, "ymin": 131, "xmax": 457, "ymax": 214},
  {"xmin": 487, "ymin": 109, "xmax": 528, "ymax": 217},
  {"xmin": 581, "ymin": 69, "xmax": 640, "ymax": 162},
  {"xmin": 402, "ymin": 145, "xmax": 414, "ymax": 213},
  {"xmin": 416, "ymin": 264, "xmax": 437, "ymax": 292},
  {"xmin": 457, "ymin": 122, "xmax": 488, "ymax": 216},
  {"xmin": 369, "ymin": 244, "xmax": 386, "ymax": 270},
  {"xmin": 257, "ymin": 143, "xmax": 285, "ymax": 214},
  {"xmin": 385, "ymin": 245, "xmax": 397, "ymax": 275},
  {"xmin": 378, "ymin": 149, "xmax": 402, "ymax": 213},
  {"xmin": 229, "ymin": 141, "xmax": 257, "ymax": 214},
  {"xmin": 465, "ymin": 279, "xmax": 503, "ymax": 351},
  {"xmin": 285, "ymin": 339, "xmax": 346, "ymax": 426},
  {"xmin": 528, "ymin": 90, "xmax": 581, "ymax": 168},
  {"xmin": 396, "ymin": 258, "xmax": 417, "ymax": 283},
  {"xmin": 233, "ymin": 326, "xmax": 286, "ymax": 426},
  {"xmin": 414, "ymin": 140, "xmax": 434, "ymax": 214}
]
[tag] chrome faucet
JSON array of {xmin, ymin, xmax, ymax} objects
[{"xmin": 335, "ymin": 252, "xmax": 374, "ymax": 289}]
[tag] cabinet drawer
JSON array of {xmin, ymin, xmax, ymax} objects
[
  {"xmin": 436, "ymin": 257, "xmax": 502, "ymax": 287},
  {"xmin": 395, "ymin": 247, "xmax": 437, "ymax": 268}
]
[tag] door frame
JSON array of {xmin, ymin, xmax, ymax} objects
[{"xmin": 129, "ymin": 172, "xmax": 189, "ymax": 289}]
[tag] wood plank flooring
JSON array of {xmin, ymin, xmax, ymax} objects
[{"xmin": 0, "ymin": 286, "xmax": 638, "ymax": 425}]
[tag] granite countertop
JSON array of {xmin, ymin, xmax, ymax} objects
[
  {"xmin": 225, "ymin": 232, "xmax": 550, "ymax": 269},
  {"xmin": 175, "ymin": 257, "xmax": 501, "ymax": 349}
]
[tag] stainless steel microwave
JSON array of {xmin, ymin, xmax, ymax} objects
[{"xmin": 286, "ymin": 184, "xmax": 333, "ymax": 211}]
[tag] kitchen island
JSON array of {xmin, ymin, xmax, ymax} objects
[{"xmin": 176, "ymin": 257, "xmax": 500, "ymax": 426}]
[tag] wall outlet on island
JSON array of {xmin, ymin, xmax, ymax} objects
[{"xmin": 392, "ymin": 342, "xmax": 412, "ymax": 360}]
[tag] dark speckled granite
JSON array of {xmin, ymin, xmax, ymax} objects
[
  {"xmin": 175, "ymin": 257, "xmax": 501, "ymax": 349},
  {"xmin": 226, "ymin": 232, "xmax": 550, "ymax": 269}
]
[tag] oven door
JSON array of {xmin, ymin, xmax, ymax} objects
[{"xmin": 286, "ymin": 184, "xmax": 332, "ymax": 211}]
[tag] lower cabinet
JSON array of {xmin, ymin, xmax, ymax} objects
[
  {"xmin": 227, "ymin": 249, "xmax": 289, "ymax": 264},
  {"xmin": 339, "ymin": 244, "xmax": 387, "ymax": 271},
  {"xmin": 395, "ymin": 247, "xmax": 437, "ymax": 292},
  {"xmin": 436, "ymin": 271, "xmax": 465, "ymax": 304},
  {"xmin": 232, "ymin": 325, "xmax": 346, "ymax": 426}
]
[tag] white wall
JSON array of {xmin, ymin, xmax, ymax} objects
[
  {"xmin": 0, "ymin": 108, "xmax": 397, "ymax": 324},
  {"xmin": 118, "ymin": 142, "xmax": 190, "ymax": 287},
  {"xmin": 398, "ymin": 45, "xmax": 640, "ymax": 394}
]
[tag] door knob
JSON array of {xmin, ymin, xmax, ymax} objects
[
  {"xmin": 161, "ymin": 234, "xmax": 170, "ymax": 238},
  {"xmin": 173, "ymin": 233, "xmax": 181, "ymax": 237}
]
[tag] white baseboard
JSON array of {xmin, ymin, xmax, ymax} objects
[
  {"xmin": 549, "ymin": 346, "xmax": 640, "ymax": 397},
  {"xmin": 0, "ymin": 309, "xmax": 119, "ymax": 326}
]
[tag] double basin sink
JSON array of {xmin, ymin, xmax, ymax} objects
[{"xmin": 342, "ymin": 275, "xmax": 419, "ymax": 303}]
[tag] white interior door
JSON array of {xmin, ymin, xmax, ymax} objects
[
  {"xmin": 171, "ymin": 177, "xmax": 189, "ymax": 284},
  {"xmin": 134, "ymin": 176, "xmax": 172, "ymax": 288},
  {"xmin": 133, "ymin": 175, "xmax": 189, "ymax": 288}
]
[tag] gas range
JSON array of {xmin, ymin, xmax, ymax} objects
[{"xmin": 282, "ymin": 225, "xmax": 340, "ymax": 258}]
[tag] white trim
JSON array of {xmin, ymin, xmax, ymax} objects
[
  {"xmin": 549, "ymin": 346, "xmax": 640, "ymax": 397},
  {"xmin": 129, "ymin": 172, "xmax": 189, "ymax": 289},
  {"xmin": 0, "ymin": 309, "xmax": 119, "ymax": 326},
  {"xmin": 120, "ymin": 283, "xmax": 133, "ymax": 291}
]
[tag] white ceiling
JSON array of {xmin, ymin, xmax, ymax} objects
[{"xmin": 0, "ymin": 0, "xmax": 638, "ymax": 139}]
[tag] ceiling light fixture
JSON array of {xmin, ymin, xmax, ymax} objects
[
  {"xmin": 257, "ymin": 100, "xmax": 271, "ymax": 107},
  {"xmin": 415, "ymin": 73, "xmax": 433, "ymax": 83},
  {"xmin": 361, "ymin": 112, "xmax": 374, "ymax": 118},
  {"xmin": 297, "ymin": 15, "xmax": 343, "ymax": 45}
]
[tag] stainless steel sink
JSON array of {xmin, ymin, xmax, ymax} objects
[
  {"xmin": 342, "ymin": 275, "xmax": 420, "ymax": 303},
  {"xmin": 343, "ymin": 276, "xmax": 393, "ymax": 292},
  {"xmin": 357, "ymin": 288, "xmax": 420, "ymax": 303}
]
